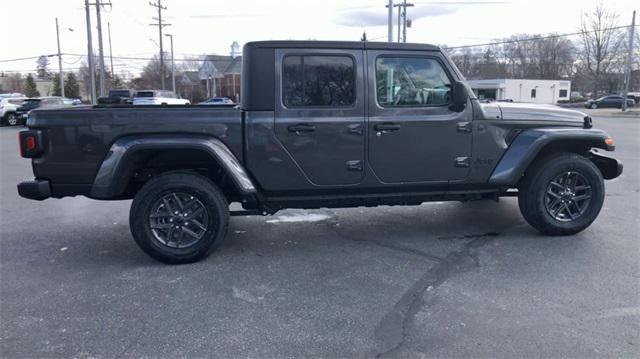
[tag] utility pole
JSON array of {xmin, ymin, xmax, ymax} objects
[
  {"xmin": 95, "ymin": 0, "xmax": 106, "ymax": 97},
  {"xmin": 622, "ymin": 10, "xmax": 636, "ymax": 112},
  {"xmin": 401, "ymin": 0, "xmax": 414, "ymax": 43},
  {"xmin": 387, "ymin": 0, "xmax": 393, "ymax": 42},
  {"xmin": 149, "ymin": 0, "xmax": 170, "ymax": 90},
  {"xmin": 107, "ymin": 22, "xmax": 114, "ymax": 80},
  {"xmin": 55, "ymin": 18, "xmax": 65, "ymax": 98},
  {"xmin": 165, "ymin": 34, "xmax": 175, "ymax": 93},
  {"xmin": 84, "ymin": 0, "xmax": 97, "ymax": 104},
  {"xmin": 397, "ymin": 3, "xmax": 402, "ymax": 42}
]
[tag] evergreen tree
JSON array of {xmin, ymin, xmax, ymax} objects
[
  {"xmin": 23, "ymin": 74, "xmax": 40, "ymax": 97},
  {"xmin": 64, "ymin": 72, "xmax": 80, "ymax": 99},
  {"xmin": 52, "ymin": 73, "xmax": 62, "ymax": 96}
]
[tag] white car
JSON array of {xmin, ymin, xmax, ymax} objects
[
  {"xmin": 132, "ymin": 90, "xmax": 190, "ymax": 105},
  {"xmin": 1, "ymin": 96, "xmax": 27, "ymax": 126}
]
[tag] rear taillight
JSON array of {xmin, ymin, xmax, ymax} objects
[{"xmin": 19, "ymin": 130, "xmax": 44, "ymax": 158}]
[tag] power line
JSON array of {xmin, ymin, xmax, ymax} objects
[{"xmin": 447, "ymin": 25, "xmax": 636, "ymax": 49}]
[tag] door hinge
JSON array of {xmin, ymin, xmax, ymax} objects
[
  {"xmin": 456, "ymin": 122, "xmax": 472, "ymax": 133},
  {"xmin": 454, "ymin": 157, "xmax": 471, "ymax": 168},
  {"xmin": 346, "ymin": 160, "xmax": 363, "ymax": 171}
]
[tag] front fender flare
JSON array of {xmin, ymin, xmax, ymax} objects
[
  {"xmin": 488, "ymin": 128, "xmax": 614, "ymax": 186},
  {"xmin": 90, "ymin": 135, "xmax": 256, "ymax": 199}
]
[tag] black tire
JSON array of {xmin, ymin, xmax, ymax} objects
[
  {"xmin": 590, "ymin": 103, "xmax": 597, "ymax": 109},
  {"xmin": 3, "ymin": 112, "xmax": 18, "ymax": 126},
  {"xmin": 129, "ymin": 172, "xmax": 229, "ymax": 264},
  {"xmin": 518, "ymin": 152, "xmax": 605, "ymax": 236}
]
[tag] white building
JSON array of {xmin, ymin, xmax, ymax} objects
[{"xmin": 466, "ymin": 79, "xmax": 571, "ymax": 104}]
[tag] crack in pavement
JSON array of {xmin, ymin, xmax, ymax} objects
[
  {"xmin": 371, "ymin": 233, "xmax": 499, "ymax": 358},
  {"xmin": 325, "ymin": 222, "xmax": 444, "ymax": 263}
]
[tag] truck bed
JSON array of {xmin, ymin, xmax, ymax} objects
[{"xmin": 27, "ymin": 105, "xmax": 243, "ymax": 192}]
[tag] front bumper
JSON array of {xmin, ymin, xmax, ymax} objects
[
  {"xmin": 590, "ymin": 150, "xmax": 623, "ymax": 180},
  {"xmin": 17, "ymin": 180, "xmax": 51, "ymax": 200}
]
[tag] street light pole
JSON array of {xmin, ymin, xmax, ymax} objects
[
  {"xmin": 165, "ymin": 34, "xmax": 175, "ymax": 93},
  {"xmin": 55, "ymin": 18, "xmax": 65, "ymax": 98},
  {"xmin": 84, "ymin": 0, "xmax": 97, "ymax": 104},
  {"xmin": 387, "ymin": 0, "xmax": 393, "ymax": 42},
  {"xmin": 622, "ymin": 10, "xmax": 636, "ymax": 112},
  {"xmin": 95, "ymin": 0, "xmax": 106, "ymax": 97},
  {"xmin": 107, "ymin": 22, "xmax": 114, "ymax": 80}
]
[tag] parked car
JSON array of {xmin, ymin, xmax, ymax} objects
[
  {"xmin": 15, "ymin": 97, "xmax": 70, "ymax": 125},
  {"xmin": 1, "ymin": 96, "xmax": 27, "ymax": 126},
  {"xmin": 98, "ymin": 89, "xmax": 136, "ymax": 105},
  {"xmin": 198, "ymin": 97, "xmax": 235, "ymax": 105},
  {"xmin": 132, "ymin": 90, "xmax": 190, "ymax": 105},
  {"xmin": 626, "ymin": 92, "xmax": 640, "ymax": 104},
  {"xmin": 17, "ymin": 40, "xmax": 622, "ymax": 264},
  {"xmin": 584, "ymin": 95, "xmax": 635, "ymax": 109}
]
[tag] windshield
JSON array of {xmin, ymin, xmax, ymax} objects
[{"xmin": 135, "ymin": 91, "xmax": 155, "ymax": 98}]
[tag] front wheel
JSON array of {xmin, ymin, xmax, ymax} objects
[
  {"xmin": 518, "ymin": 153, "xmax": 605, "ymax": 235},
  {"xmin": 4, "ymin": 113, "xmax": 18, "ymax": 126},
  {"xmin": 129, "ymin": 172, "xmax": 229, "ymax": 264}
]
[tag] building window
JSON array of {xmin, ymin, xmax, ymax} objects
[
  {"xmin": 530, "ymin": 89, "xmax": 537, "ymax": 98},
  {"xmin": 559, "ymin": 89, "xmax": 568, "ymax": 98},
  {"xmin": 375, "ymin": 57, "xmax": 451, "ymax": 107},
  {"xmin": 283, "ymin": 55, "xmax": 355, "ymax": 107}
]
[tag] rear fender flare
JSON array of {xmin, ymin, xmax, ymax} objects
[
  {"xmin": 90, "ymin": 135, "xmax": 256, "ymax": 198},
  {"xmin": 489, "ymin": 128, "xmax": 614, "ymax": 186}
]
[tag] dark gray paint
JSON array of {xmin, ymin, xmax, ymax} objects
[
  {"xmin": 489, "ymin": 128, "xmax": 613, "ymax": 185},
  {"xmin": 91, "ymin": 135, "xmax": 256, "ymax": 199}
]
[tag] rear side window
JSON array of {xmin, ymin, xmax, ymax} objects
[
  {"xmin": 136, "ymin": 91, "xmax": 154, "ymax": 97},
  {"xmin": 283, "ymin": 55, "xmax": 355, "ymax": 107},
  {"xmin": 376, "ymin": 57, "xmax": 451, "ymax": 107}
]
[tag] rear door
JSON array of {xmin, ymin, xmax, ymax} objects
[
  {"xmin": 366, "ymin": 50, "xmax": 473, "ymax": 184},
  {"xmin": 273, "ymin": 49, "xmax": 366, "ymax": 186}
]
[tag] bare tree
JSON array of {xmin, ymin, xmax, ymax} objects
[{"xmin": 578, "ymin": 3, "xmax": 624, "ymax": 96}]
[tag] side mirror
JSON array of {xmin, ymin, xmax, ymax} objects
[{"xmin": 451, "ymin": 81, "xmax": 468, "ymax": 112}]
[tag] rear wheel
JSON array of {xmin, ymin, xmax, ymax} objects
[
  {"xmin": 518, "ymin": 153, "xmax": 604, "ymax": 235},
  {"xmin": 129, "ymin": 172, "xmax": 229, "ymax": 264},
  {"xmin": 590, "ymin": 103, "xmax": 597, "ymax": 109}
]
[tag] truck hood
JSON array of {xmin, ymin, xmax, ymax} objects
[{"xmin": 481, "ymin": 102, "xmax": 587, "ymax": 125}]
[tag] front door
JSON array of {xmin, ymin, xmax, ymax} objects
[
  {"xmin": 274, "ymin": 49, "xmax": 366, "ymax": 186},
  {"xmin": 367, "ymin": 51, "xmax": 473, "ymax": 184}
]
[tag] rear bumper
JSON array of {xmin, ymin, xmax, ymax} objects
[{"xmin": 17, "ymin": 180, "xmax": 51, "ymax": 200}]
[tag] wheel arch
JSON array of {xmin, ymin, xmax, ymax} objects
[
  {"xmin": 89, "ymin": 135, "xmax": 257, "ymax": 200},
  {"xmin": 489, "ymin": 128, "xmax": 617, "ymax": 186}
]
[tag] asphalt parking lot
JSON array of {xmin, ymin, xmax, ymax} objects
[{"xmin": 1, "ymin": 110, "xmax": 638, "ymax": 358}]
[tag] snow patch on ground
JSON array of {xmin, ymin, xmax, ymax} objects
[{"xmin": 266, "ymin": 210, "xmax": 332, "ymax": 224}]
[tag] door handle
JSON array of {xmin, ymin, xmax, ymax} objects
[
  {"xmin": 374, "ymin": 123, "xmax": 401, "ymax": 133},
  {"xmin": 287, "ymin": 124, "xmax": 316, "ymax": 133}
]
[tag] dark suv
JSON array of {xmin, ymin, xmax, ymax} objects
[{"xmin": 17, "ymin": 41, "xmax": 623, "ymax": 264}]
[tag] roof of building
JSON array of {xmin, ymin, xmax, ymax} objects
[
  {"xmin": 199, "ymin": 55, "xmax": 242, "ymax": 79},
  {"xmin": 181, "ymin": 71, "xmax": 200, "ymax": 84}
]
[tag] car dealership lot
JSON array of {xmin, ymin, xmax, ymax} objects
[{"xmin": 1, "ymin": 111, "xmax": 638, "ymax": 357}]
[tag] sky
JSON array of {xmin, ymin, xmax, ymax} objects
[{"xmin": 0, "ymin": 0, "xmax": 637, "ymax": 77}]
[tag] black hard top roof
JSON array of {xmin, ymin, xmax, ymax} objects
[{"xmin": 244, "ymin": 40, "xmax": 440, "ymax": 52}]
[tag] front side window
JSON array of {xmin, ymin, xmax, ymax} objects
[
  {"xmin": 283, "ymin": 55, "xmax": 355, "ymax": 107},
  {"xmin": 376, "ymin": 57, "xmax": 451, "ymax": 107}
]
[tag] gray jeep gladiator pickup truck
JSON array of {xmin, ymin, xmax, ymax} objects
[{"xmin": 17, "ymin": 41, "xmax": 623, "ymax": 264}]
